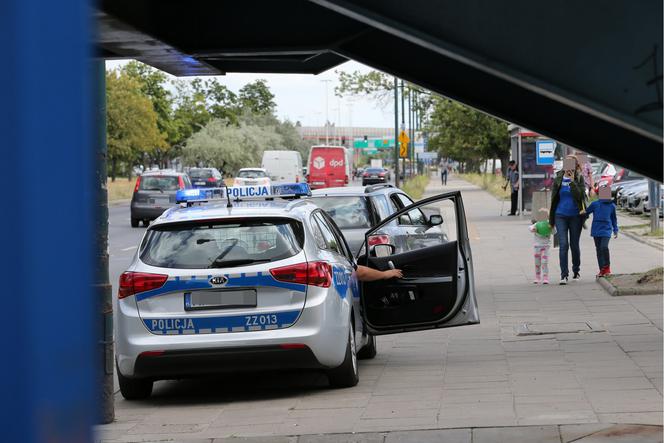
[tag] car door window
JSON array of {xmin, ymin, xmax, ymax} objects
[
  {"xmin": 391, "ymin": 193, "xmax": 427, "ymax": 225},
  {"xmin": 371, "ymin": 195, "xmax": 396, "ymax": 221},
  {"xmin": 312, "ymin": 212, "xmax": 341, "ymax": 255},
  {"xmin": 360, "ymin": 191, "xmax": 478, "ymax": 335},
  {"xmin": 319, "ymin": 211, "xmax": 355, "ymax": 263}
]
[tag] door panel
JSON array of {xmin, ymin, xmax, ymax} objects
[{"xmin": 360, "ymin": 191, "xmax": 479, "ymax": 334}]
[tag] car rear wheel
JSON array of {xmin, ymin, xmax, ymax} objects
[
  {"xmin": 327, "ymin": 325, "xmax": 359, "ymax": 388},
  {"xmin": 130, "ymin": 218, "xmax": 139, "ymax": 228},
  {"xmin": 142, "ymin": 219, "xmax": 150, "ymax": 227},
  {"xmin": 358, "ymin": 333, "xmax": 377, "ymax": 360},
  {"xmin": 118, "ymin": 368, "xmax": 153, "ymax": 400}
]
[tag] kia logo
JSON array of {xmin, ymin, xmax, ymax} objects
[{"xmin": 209, "ymin": 276, "xmax": 228, "ymax": 285}]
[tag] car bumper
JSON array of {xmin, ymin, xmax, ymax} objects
[
  {"xmin": 116, "ymin": 286, "xmax": 350, "ymax": 378},
  {"xmin": 130, "ymin": 203, "xmax": 171, "ymax": 220},
  {"xmin": 362, "ymin": 177, "xmax": 387, "ymax": 184}
]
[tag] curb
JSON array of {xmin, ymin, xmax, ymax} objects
[
  {"xmin": 596, "ymin": 275, "xmax": 662, "ymax": 296},
  {"xmin": 621, "ymin": 230, "xmax": 664, "ymax": 251}
]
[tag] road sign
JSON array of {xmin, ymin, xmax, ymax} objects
[
  {"xmin": 398, "ymin": 130, "xmax": 410, "ymax": 146},
  {"xmin": 536, "ymin": 140, "xmax": 555, "ymax": 165},
  {"xmin": 399, "ymin": 142, "xmax": 408, "ymax": 158}
]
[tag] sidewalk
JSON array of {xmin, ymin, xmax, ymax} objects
[{"xmin": 97, "ymin": 175, "xmax": 662, "ymax": 443}]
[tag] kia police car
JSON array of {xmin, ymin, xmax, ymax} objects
[{"xmin": 115, "ymin": 183, "xmax": 479, "ymax": 400}]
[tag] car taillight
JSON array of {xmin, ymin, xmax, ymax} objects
[
  {"xmin": 270, "ymin": 261, "xmax": 332, "ymax": 288},
  {"xmin": 118, "ymin": 271, "xmax": 168, "ymax": 299},
  {"xmin": 344, "ymin": 175, "xmax": 349, "ymax": 184},
  {"xmin": 296, "ymin": 175, "xmax": 300, "ymax": 183},
  {"xmin": 178, "ymin": 176, "xmax": 185, "ymax": 189},
  {"xmin": 134, "ymin": 176, "xmax": 141, "ymax": 193},
  {"xmin": 379, "ymin": 172, "xmax": 386, "ymax": 176},
  {"xmin": 363, "ymin": 172, "xmax": 369, "ymax": 177},
  {"xmin": 368, "ymin": 234, "xmax": 391, "ymax": 247},
  {"xmin": 207, "ymin": 177, "xmax": 216, "ymax": 183}
]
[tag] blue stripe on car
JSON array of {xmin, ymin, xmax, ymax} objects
[
  {"xmin": 143, "ymin": 310, "xmax": 300, "ymax": 334},
  {"xmin": 135, "ymin": 272, "xmax": 306, "ymax": 302}
]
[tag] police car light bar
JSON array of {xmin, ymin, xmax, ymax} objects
[{"xmin": 176, "ymin": 183, "xmax": 311, "ymax": 204}]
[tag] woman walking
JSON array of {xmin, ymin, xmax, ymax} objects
[{"xmin": 549, "ymin": 155, "xmax": 586, "ymax": 285}]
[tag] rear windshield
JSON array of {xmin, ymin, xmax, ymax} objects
[
  {"xmin": 366, "ymin": 168, "xmax": 384, "ymax": 173},
  {"xmin": 309, "ymin": 196, "xmax": 371, "ymax": 229},
  {"xmin": 238, "ymin": 170, "xmax": 267, "ymax": 178},
  {"xmin": 140, "ymin": 219, "xmax": 304, "ymax": 269},
  {"xmin": 189, "ymin": 169, "xmax": 214, "ymax": 179},
  {"xmin": 139, "ymin": 176, "xmax": 180, "ymax": 191}
]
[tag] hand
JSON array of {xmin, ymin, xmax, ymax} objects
[
  {"xmin": 579, "ymin": 210, "xmax": 586, "ymax": 215},
  {"xmin": 383, "ymin": 269, "xmax": 403, "ymax": 279},
  {"xmin": 614, "ymin": 232, "xmax": 618, "ymax": 239}
]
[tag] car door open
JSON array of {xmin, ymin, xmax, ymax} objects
[{"xmin": 358, "ymin": 191, "xmax": 479, "ymax": 335}]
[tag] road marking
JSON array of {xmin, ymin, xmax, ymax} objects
[{"xmin": 121, "ymin": 246, "xmax": 137, "ymax": 251}]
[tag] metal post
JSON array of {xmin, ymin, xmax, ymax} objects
[
  {"xmin": 95, "ymin": 61, "xmax": 115, "ymax": 424},
  {"xmin": 518, "ymin": 133, "xmax": 524, "ymax": 218},
  {"xmin": 394, "ymin": 77, "xmax": 400, "ymax": 187},
  {"xmin": 408, "ymin": 88, "xmax": 413, "ymax": 177},
  {"xmin": 649, "ymin": 180, "xmax": 661, "ymax": 232},
  {"xmin": 400, "ymin": 80, "xmax": 405, "ymax": 180},
  {"xmin": 322, "ymin": 79, "xmax": 331, "ymax": 145}
]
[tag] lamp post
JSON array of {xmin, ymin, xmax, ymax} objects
[{"xmin": 322, "ymin": 79, "xmax": 331, "ymax": 145}]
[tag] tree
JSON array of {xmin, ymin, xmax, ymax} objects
[
  {"xmin": 238, "ymin": 79, "xmax": 276, "ymax": 116},
  {"xmin": 106, "ymin": 71, "xmax": 165, "ymax": 180}
]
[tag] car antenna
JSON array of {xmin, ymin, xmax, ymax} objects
[{"xmin": 223, "ymin": 183, "xmax": 233, "ymax": 208}]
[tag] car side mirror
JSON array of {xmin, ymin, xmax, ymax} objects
[
  {"xmin": 428, "ymin": 214, "xmax": 443, "ymax": 226},
  {"xmin": 398, "ymin": 215, "xmax": 410, "ymax": 225},
  {"xmin": 371, "ymin": 244, "xmax": 395, "ymax": 257}
]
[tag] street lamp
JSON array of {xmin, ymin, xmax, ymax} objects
[{"xmin": 321, "ymin": 79, "xmax": 331, "ymax": 145}]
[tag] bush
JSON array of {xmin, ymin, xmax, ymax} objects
[{"xmin": 402, "ymin": 174, "xmax": 430, "ymax": 200}]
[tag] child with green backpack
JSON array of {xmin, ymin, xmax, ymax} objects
[{"xmin": 529, "ymin": 208, "xmax": 555, "ymax": 284}]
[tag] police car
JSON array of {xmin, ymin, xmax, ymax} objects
[{"xmin": 115, "ymin": 183, "xmax": 479, "ymax": 399}]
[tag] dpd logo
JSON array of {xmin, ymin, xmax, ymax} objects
[
  {"xmin": 313, "ymin": 156, "xmax": 325, "ymax": 169},
  {"xmin": 329, "ymin": 159, "xmax": 344, "ymax": 168}
]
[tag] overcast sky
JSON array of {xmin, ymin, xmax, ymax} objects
[{"xmin": 105, "ymin": 60, "xmax": 395, "ymax": 128}]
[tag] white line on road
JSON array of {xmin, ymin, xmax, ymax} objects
[{"xmin": 120, "ymin": 246, "xmax": 137, "ymax": 251}]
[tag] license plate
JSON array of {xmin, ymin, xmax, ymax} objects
[
  {"xmin": 151, "ymin": 197, "xmax": 169, "ymax": 205},
  {"xmin": 184, "ymin": 289, "xmax": 257, "ymax": 310},
  {"xmin": 195, "ymin": 181, "xmax": 205, "ymax": 186},
  {"xmin": 371, "ymin": 175, "xmax": 378, "ymax": 178}
]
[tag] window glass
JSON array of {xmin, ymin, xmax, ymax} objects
[
  {"xmin": 391, "ymin": 193, "xmax": 426, "ymax": 225},
  {"xmin": 189, "ymin": 169, "xmax": 214, "ymax": 179},
  {"xmin": 313, "ymin": 213, "xmax": 341, "ymax": 254},
  {"xmin": 308, "ymin": 196, "xmax": 371, "ymax": 229},
  {"xmin": 371, "ymin": 195, "xmax": 395, "ymax": 221},
  {"xmin": 309, "ymin": 216, "xmax": 327, "ymax": 249},
  {"xmin": 139, "ymin": 176, "xmax": 180, "ymax": 191},
  {"xmin": 238, "ymin": 169, "xmax": 267, "ymax": 178},
  {"xmin": 140, "ymin": 219, "xmax": 303, "ymax": 269},
  {"xmin": 320, "ymin": 212, "xmax": 353, "ymax": 261}
]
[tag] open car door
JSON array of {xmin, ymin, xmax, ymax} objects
[{"xmin": 358, "ymin": 191, "xmax": 479, "ymax": 335}]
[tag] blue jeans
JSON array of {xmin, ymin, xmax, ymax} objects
[
  {"xmin": 555, "ymin": 214, "xmax": 582, "ymax": 278},
  {"xmin": 594, "ymin": 237, "xmax": 611, "ymax": 269}
]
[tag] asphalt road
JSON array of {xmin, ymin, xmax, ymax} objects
[{"xmin": 108, "ymin": 202, "xmax": 146, "ymax": 297}]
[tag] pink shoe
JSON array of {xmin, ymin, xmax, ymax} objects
[{"xmin": 542, "ymin": 277, "xmax": 549, "ymax": 285}]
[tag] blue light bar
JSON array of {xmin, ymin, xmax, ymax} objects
[{"xmin": 175, "ymin": 183, "xmax": 310, "ymax": 204}]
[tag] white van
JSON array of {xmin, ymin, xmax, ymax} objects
[{"xmin": 261, "ymin": 150, "xmax": 303, "ymax": 184}]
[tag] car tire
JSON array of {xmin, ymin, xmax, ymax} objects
[
  {"xmin": 357, "ymin": 333, "xmax": 377, "ymax": 360},
  {"xmin": 130, "ymin": 218, "xmax": 139, "ymax": 228},
  {"xmin": 327, "ymin": 325, "xmax": 359, "ymax": 388},
  {"xmin": 142, "ymin": 219, "xmax": 150, "ymax": 227},
  {"xmin": 117, "ymin": 369, "xmax": 153, "ymax": 400}
]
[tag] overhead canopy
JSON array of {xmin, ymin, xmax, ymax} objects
[{"xmin": 99, "ymin": 0, "xmax": 663, "ymax": 179}]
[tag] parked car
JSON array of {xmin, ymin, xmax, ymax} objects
[
  {"xmin": 593, "ymin": 162, "xmax": 617, "ymax": 193},
  {"xmin": 130, "ymin": 170, "xmax": 192, "ymax": 227},
  {"xmin": 188, "ymin": 168, "xmax": 224, "ymax": 188},
  {"xmin": 610, "ymin": 170, "xmax": 645, "ymax": 198},
  {"xmin": 616, "ymin": 179, "xmax": 648, "ymax": 208},
  {"xmin": 362, "ymin": 168, "xmax": 390, "ymax": 185},
  {"xmin": 233, "ymin": 168, "xmax": 271, "ymax": 187}
]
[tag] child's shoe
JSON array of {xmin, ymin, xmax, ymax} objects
[
  {"xmin": 542, "ymin": 276, "xmax": 549, "ymax": 285},
  {"xmin": 603, "ymin": 266, "xmax": 611, "ymax": 277},
  {"xmin": 596, "ymin": 268, "xmax": 604, "ymax": 278}
]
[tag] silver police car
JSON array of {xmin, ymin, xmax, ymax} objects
[{"xmin": 115, "ymin": 184, "xmax": 479, "ymax": 399}]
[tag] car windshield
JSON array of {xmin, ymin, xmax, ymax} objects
[
  {"xmin": 140, "ymin": 219, "xmax": 304, "ymax": 269},
  {"xmin": 238, "ymin": 170, "xmax": 267, "ymax": 178},
  {"xmin": 310, "ymin": 196, "xmax": 372, "ymax": 229},
  {"xmin": 366, "ymin": 168, "xmax": 384, "ymax": 174},
  {"xmin": 139, "ymin": 176, "xmax": 180, "ymax": 191},
  {"xmin": 189, "ymin": 169, "xmax": 214, "ymax": 179}
]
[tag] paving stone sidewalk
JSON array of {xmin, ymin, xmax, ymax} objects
[{"xmin": 97, "ymin": 175, "xmax": 662, "ymax": 443}]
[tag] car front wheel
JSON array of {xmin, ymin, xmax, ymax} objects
[
  {"xmin": 358, "ymin": 333, "xmax": 377, "ymax": 360},
  {"xmin": 130, "ymin": 218, "xmax": 139, "ymax": 228},
  {"xmin": 327, "ymin": 325, "xmax": 359, "ymax": 388}
]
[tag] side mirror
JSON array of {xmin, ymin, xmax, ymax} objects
[
  {"xmin": 371, "ymin": 244, "xmax": 395, "ymax": 257},
  {"xmin": 429, "ymin": 214, "xmax": 443, "ymax": 226},
  {"xmin": 398, "ymin": 214, "xmax": 410, "ymax": 225}
]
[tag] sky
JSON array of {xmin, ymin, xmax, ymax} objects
[{"xmin": 105, "ymin": 60, "xmax": 396, "ymax": 128}]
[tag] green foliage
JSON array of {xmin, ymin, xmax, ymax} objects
[
  {"xmin": 238, "ymin": 79, "xmax": 276, "ymax": 116},
  {"xmin": 105, "ymin": 70, "xmax": 165, "ymax": 180},
  {"xmin": 427, "ymin": 99, "xmax": 509, "ymax": 172},
  {"xmin": 402, "ymin": 175, "xmax": 430, "ymax": 200}
]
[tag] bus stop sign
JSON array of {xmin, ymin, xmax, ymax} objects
[{"xmin": 536, "ymin": 140, "xmax": 555, "ymax": 165}]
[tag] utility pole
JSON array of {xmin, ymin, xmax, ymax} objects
[
  {"xmin": 408, "ymin": 87, "xmax": 413, "ymax": 177},
  {"xmin": 400, "ymin": 79, "xmax": 405, "ymax": 181},
  {"xmin": 322, "ymin": 79, "xmax": 331, "ymax": 145},
  {"xmin": 94, "ymin": 61, "xmax": 114, "ymax": 423},
  {"xmin": 649, "ymin": 180, "xmax": 661, "ymax": 233},
  {"xmin": 394, "ymin": 77, "xmax": 399, "ymax": 187}
]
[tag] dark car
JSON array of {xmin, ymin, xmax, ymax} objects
[
  {"xmin": 362, "ymin": 168, "xmax": 389, "ymax": 185},
  {"xmin": 130, "ymin": 171, "xmax": 192, "ymax": 227},
  {"xmin": 610, "ymin": 169, "xmax": 645, "ymax": 199},
  {"xmin": 188, "ymin": 167, "xmax": 223, "ymax": 188}
]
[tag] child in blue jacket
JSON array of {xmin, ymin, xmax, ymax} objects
[{"xmin": 581, "ymin": 189, "xmax": 619, "ymax": 277}]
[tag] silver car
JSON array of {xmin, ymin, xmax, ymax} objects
[{"xmin": 115, "ymin": 184, "xmax": 479, "ymax": 399}]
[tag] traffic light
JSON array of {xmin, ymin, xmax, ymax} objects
[{"xmin": 363, "ymin": 135, "xmax": 368, "ymax": 142}]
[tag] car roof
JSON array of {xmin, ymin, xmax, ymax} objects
[
  {"xmin": 310, "ymin": 185, "xmax": 399, "ymax": 197},
  {"xmin": 152, "ymin": 198, "xmax": 319, "ymax": 226},
  {"xmin": 238, "ymin": 167, "xmax": 266, "ymax": 171},
  {"xmin": 141, "ymin": 170, "xmax": 186, "ymax": 176}
]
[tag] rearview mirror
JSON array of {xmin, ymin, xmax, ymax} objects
[
  {"xmin": 371, "ymin": 244, "xmax": 395, "ymax": 257},
  {"xmin": 429, "ymin": 214, "xmax": 443, "ymax": 226}
]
